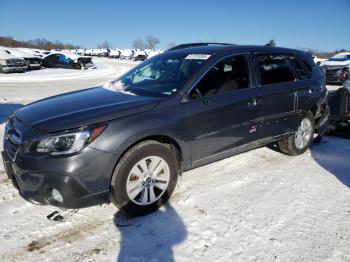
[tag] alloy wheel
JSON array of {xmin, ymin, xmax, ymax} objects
[
  {"xmin": 126, "ymin": 156, "xmax": 170, "ymax": 205},
  {"xmin": 294, "ymin": 118, "xmax": 313, "ymax": 149}
]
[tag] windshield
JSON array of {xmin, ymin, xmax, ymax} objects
[
  {"xmin": 110, "ymin": 53, "xmax": 208, "ymax": 96},
  {"xmin": 329, "ymin": 54, "xmax": 350, "ymax": 61}
]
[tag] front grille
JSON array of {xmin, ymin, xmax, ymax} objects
[
  {"xmin": 7, "ymin": 59, "xmax": 26, "ymax": 67},
  {"xmin": 3, "ymin": 119, "xmax": 22, "ymax": 161}
]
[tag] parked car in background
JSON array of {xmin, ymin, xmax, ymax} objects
[
  {"xmin": 119, "ymin": 49, "xmax": 135, "ymax": 59},
  {"xmin": 328, "ymin": 76, "xmax": 350, "ymax": 130},
  {"xmin": 319, "ymin": 52, "xmax": 350, "ymax": 85},
  {"xmin": 132, "ymin": 49, "xmax": 147, "ymax": 61},
  {"xmin": 0, "ymin": 47, "xmax": 41, "ymax": 70},
  {"xmin": 2, "ymin": 44, "xmax": 329, "ymax": 216},
  {"xmin": 0, "ymin": 49, "xmax": 27, "ymax": 73},
  {"xmin": 109, "ymin": 49, "xmax": 121, "ymax": 58},
  {"xmin": 93, "ymin": 48, "xmax": 110, "ymax": 57},
  {"xmin": 41, "ymin": 52, "xmax": 94, "ymax": 69},
  {"xmin": 19, "ymin": 48, "xmax": 50, "ymax": 57},
  {"xmin": 76, "ymin": 49, "xmax": 85, "ymax": 55},
  {"xmin": 83, "ymin": 49, "xmax": 94, "ymax": 56}
]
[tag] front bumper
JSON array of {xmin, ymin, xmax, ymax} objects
[
  {"xmin": 1, "ymin": 66, "xmax": 26, "ymax": 73},
  {"xmin": 1, "ymin": 146, "xmax": 115, "ymax": 209},
  {"xmin": 28, "ymin": 64, "xmax": 41, "ymax": 69}
]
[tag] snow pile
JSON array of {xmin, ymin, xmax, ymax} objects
[{"xmin": 0, "ymin": 58, "xmax": 137, "ymax": 83}]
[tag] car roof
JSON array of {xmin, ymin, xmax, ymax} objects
[{"xmin": 166, "ymin": 44, "xmax": 306, "ymax": 56}]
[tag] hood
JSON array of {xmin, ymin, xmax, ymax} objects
[
  {"xmin": 2, "ymin": 48, "xmax": 37, "ymax": 59},
  {"xmin": 320, "ymin": 60, "xmax": 350, "ymax": 67},
  {"xmin": 0, "ymin": 49, "xmax": 18, "ymax": 59},
  {"xmin": 15, "ymin": 87, "xmax": 161, "ymax": 132}
]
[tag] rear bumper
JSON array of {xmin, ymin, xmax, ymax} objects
[
  {"xmin": 315, "ymin": 106, "xmax": 330, "ymax": 136},
  {"xmin": 1, "ymin": 146, "xmax": 115, "ymax": 209}
]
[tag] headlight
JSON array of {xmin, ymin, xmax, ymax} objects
[
  {"xmin": 36, "ymin": 125, "xmax": 106, "ymax": 155},
  {"xmin": 0, "ymin": 59, "xmax": 7, "ymax": 66}
]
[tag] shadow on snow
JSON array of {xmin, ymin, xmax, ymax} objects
[
  {"xmin": 114, "ymin": 204, "xmax": 187, "ymax": 262},
  {"xmin": 310, "ymin": 129, "xmax": 350, "ymax": 187}
]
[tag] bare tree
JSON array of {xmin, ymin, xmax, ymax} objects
[
  {"xmin": 98, "ymin": 40, "xmax": 112, "ymax": 49},
  {"xmin": 0, "ymin": 35, "xmax": 80, "ymax": 50},
  {"xmin": 266, "ymin": 39, "xmax": 276, "ymax": 47},
  {"xmin": 145, "ymin": 35, "xmax": 160, "ymax": 50},
  {"xmin": 132, "ymin": 38, "xmax": 145, "ymax": 49}
]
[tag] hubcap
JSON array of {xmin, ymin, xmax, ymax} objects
[
  {"xmin": 126, "ymin": 156, "xmax": 170, "ymax": 206},
  {"xmin": 294, "ymin": 118, "xmax": 313, "ymax": 149}
]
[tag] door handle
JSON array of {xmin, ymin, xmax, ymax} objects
[
  {"xmin": 308, "ymin": 88, "xmax": 315, "ymax": 94},
  {"xmin": 246, "ymin": 98, "xmax": 257, "ymax": 107}
]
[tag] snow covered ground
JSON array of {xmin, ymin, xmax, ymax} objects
[{"xmin": 0, "ymin": 60, "xmax": 349, "ymax": 261}]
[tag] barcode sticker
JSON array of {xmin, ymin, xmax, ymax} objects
[{"xmin": 185, "ymin": 54, "xmax": 211, "ymax": 60}]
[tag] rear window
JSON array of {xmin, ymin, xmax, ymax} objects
[
  {"xmin": 289, "ymin": 55, "xmax": 311, "ymax": 80},
  {"xmin": 255, "ymin": 54, "xmax": 295, "ymax": 85}
]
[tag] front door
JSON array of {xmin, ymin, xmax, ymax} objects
[{"xmin": 185, "ymin": 54, "xmax": 259, "ymax": 163}]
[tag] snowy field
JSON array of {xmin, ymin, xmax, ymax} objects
[{"xmin": 0, "ymin": 59, "xmax": 349, "ymax": 262}]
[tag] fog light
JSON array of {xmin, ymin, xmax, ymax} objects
[{"xmin": 51, "ymin": 188, "xmax": 63, "ymax": 203}]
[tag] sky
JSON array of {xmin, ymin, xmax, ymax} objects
[{"xmin": 0, "ymin": 0, "xmax": 349, "ymax": 52}]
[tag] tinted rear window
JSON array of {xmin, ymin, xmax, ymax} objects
[
  {"xmin": 289, "ymin": 55, "xmax": 311, "ymax": 79},
  {"xmin": 256, "ymin": 54, "xmax": 295, "ymax": 85}
]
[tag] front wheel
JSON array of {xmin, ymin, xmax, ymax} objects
[
  {"xmin": 110, "ymin": 140, "xmax": 179, "ymax": 216},
  {"xmin": 278, "ymin": 112, "xmax": 315, "ymax": 156}
]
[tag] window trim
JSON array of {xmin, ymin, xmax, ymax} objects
[
  {"xmin": 183, "ymin": 52, "xmax": 253, "ymax": 102},
  {"xmin": 252, "ymin": 52, "xmax": 298, "ymax": 87}
]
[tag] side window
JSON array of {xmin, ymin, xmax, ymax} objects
[
  {"xmin": 288, "ymin": 55, "xmax": 311, "ymax": 80},
  {"xmin": 51, "ymin": 54, "xmax": 60, "ymax": 62},
  {"xmin": 301, "ymin": 58, "xmax": 313, "ymax": 72},
  {"xmin": 190, "ymin": 55, "xmax": 250, "ymax": 100},
  {"xmin": 256, "ymin": 54, "xmax": 295, "ymax": 85}
]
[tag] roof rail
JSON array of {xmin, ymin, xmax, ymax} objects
[{"xmin": 167, "ymin": 42, "xmax": 234, "ymax": 51}]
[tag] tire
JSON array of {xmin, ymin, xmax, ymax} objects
[
  {"xmin": 110, "ymin": 140, "xmax": 179, "ymax": 216},
  {"xmin": 278, "ymin": 112, "xmax": 315, "ymax": 156}
]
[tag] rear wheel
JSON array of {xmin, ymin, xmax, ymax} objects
[
  {"xmin": 110, "ymin": 140, "xmax": 179, "ymax": 216},
  {"xmin": 278, "ymin": 112, "xmax": 315, "ymax": 155}
]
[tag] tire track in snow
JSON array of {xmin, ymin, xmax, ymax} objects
[{"xmin": 1, "ymin": 212, "xmax": 114, "ymax": 261}]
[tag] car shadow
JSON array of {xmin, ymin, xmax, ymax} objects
[
  {"xmin": 266, "ymin": 130, "xmax": 350, "ymax": 188},
  {"xmin": 328, "ymin": 125, "xmax": 350, "ymax": 139},
  {"xmin": 0, "ymin": 103, "xmax": 24, "ymax": 124},
  {"xmin": 113, "ymin": 204, "xmax": 187, "ymax": 262},
  {"xmin": 310, "ymin": 133, "xmax": 350, "ymax": 187}
]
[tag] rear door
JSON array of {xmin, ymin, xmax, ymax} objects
[
  {"xmin": 287, "ymin": 54, "xmax": 316, "ymax": 113},
  {"xmin": 253, "ymin": 53, "xmax": 300, "ymax": 141},
  {"xmin": 185, "ymin": 54, "xmax": 259, "ymax": 163}
]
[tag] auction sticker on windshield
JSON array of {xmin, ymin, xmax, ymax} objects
[{"xmin": 185, "ymin": 54, "xmax": 211, "ymax": 60}]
